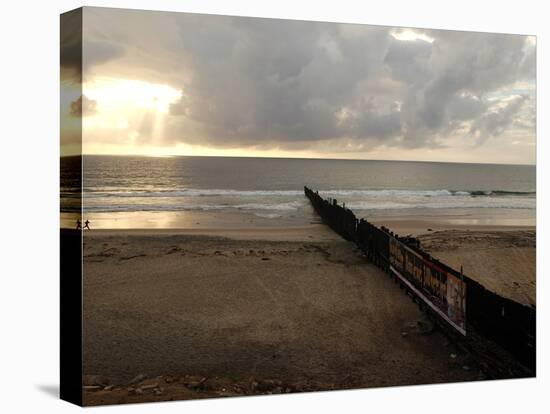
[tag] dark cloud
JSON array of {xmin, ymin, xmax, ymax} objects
[
  {"xmin": 60, "ymin": 9, "xmax": 82, "ymax": 83},
  {"xmin": 471, "ymin": 95, "xmax": 529, "ymax": 144},
  {"xmin": 384, "ymin": 37, "xmax": 432, "ymax": 86},
  {"xmin": 383, "ymin": 32, "xmax": 535, "ymax": 148},
  {"xmin": 164, "ymin": 15, "xmax": 395, "ymax": 146},
  {"xmin": 69, "ymin": 95, "xmax": 97, "ymax": 117},
  {"xmin": 61, "ymin": 8, "xmax": 125, "ymax": 83},
  {"xmin": 82, "ymin": 8, "xmax": 536, "ymax": 154},
  {"xmin": 83, "ymin": 39, "xmax": 125, "ymax": 68}
]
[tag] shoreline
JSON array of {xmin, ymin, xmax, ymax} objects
[{"xmin": 64, "ymin": 208, "xmax": 535, "ymax": 232}]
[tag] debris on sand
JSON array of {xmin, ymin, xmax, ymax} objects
[
  {"xmin": 184, "ymin": 376, "xmax": 207, "ymax": 391},
  {"xmin": 83, "ymin": 385, "xmax": 102, "ymax": 391},
  {"xmin": 128, "ymin": 373, "xmax": 147, "ymax": 385}
]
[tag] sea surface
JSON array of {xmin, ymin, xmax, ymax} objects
[{"xmin": 61, "ymin": 155, "xmax": 536, "ymax": 228}]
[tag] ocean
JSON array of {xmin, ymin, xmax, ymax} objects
[{"xmin": 61, "ymin": 155, "xmax": 536, "ymax": 228}]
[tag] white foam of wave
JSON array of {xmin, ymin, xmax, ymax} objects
[
  {"xmin": 253, "ymin": 212, "xmax": 283, "ymax": 219},
  {"xmin": 78, "ymin": 188, "xmax": 536, "ymax": 213},
  {"xmin": 82, "ymin": 188, "xmax": 535, "ymax": 199},
  {"xmin": 233, "ymin": 201, "xmax": 304, "ymax": 211},
  {"xmin": 83, "ymin": 200, "xmax": 306, "ymax": 213},
  {"xmin": 320, "ymin": 189, "xmax": 454, "ymax": 198},
  {"xmin": 347, "ymin": 198, "xmax": 535, "ymax": 210}
]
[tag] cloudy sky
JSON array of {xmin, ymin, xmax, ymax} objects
[{"xmin": 61, "ymin": 7, "xmax": 536, "ymax": 164}]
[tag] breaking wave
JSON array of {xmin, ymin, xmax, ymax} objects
[
  {"xmin": 72, "ymin": 188, "xmax": 535, "ymax": 214},
  {"xmin": 79, "ymin": 188, "xmax": 536, "ymax": 199}
]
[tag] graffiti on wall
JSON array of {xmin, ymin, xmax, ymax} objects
[{"xmin": 389, "ymin": 237, "xmax": 466, "ymax": 332}]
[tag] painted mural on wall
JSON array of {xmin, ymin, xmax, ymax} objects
[{"xmin": 389, "ymin": 238, "xmax": 466, "ymax": 332}]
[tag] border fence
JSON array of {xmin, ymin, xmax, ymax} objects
[{"xmin": 304, "ymin": 186, "xmax": 535, "ymax": 377}]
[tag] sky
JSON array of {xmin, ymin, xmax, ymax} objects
[{"xmin": 61, "ymin": 7, "xmax": 536, "ymax": 164}]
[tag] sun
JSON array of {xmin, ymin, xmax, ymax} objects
[
  {"xmin": 84, "ymin": 77, "xmax": 182, "ymax": 114},
  {"xmin": 80, "ymin": 77, "xmax": 183, "ymax": 154}
]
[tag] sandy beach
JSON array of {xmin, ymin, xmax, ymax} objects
[
  {"xmin": 418, "ymin": 229, "xmax": 535, "ymax": 306},
  {"xmin": 81, "ymin": 224, "xmax": 492, "ymax": 405}
]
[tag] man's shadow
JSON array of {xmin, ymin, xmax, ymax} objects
[{"xmin": 36, "ymin": 384, "xmax": 59, "ymax": 399}]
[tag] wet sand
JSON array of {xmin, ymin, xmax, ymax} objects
[
  {"xmin": 368, "ymin": 216, "xmax": 535, "ymax": 237},
  {"xmin": 82, "ymin": 225, "xmax": 482, "ymax": 405},
  {"xmin": 62, "ymin": 205, "xmax": 535, "ymax": 231}
]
